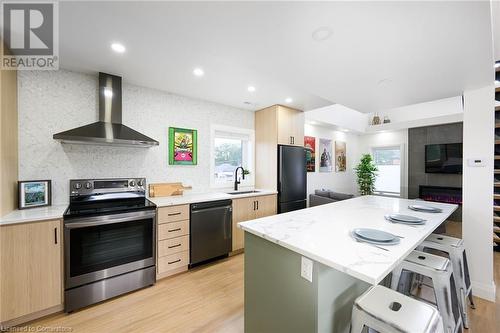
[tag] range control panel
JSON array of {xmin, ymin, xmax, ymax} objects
[{"xmin": 69, "ymin": 178, "xmax": 146, "ymax": 196}]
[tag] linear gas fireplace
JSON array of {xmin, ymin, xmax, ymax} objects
[{"xmin": 419, "ymin": 185, "xmax": 462, "ymax": 205}]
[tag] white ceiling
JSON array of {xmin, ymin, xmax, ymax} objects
[{"xmin": 58, "ymin": 1, "xmax": 494, "ymax": 112}]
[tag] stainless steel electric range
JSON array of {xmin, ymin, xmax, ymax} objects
[{"xmin": 63, "ymin": 178, "xmax": 156, "ymax": 312}]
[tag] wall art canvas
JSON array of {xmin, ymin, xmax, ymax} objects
[
  {"xmin": 335, "ymin": 141, "xmax": 347, "ymax": 172},
  {"xmin": 169, "ymin": 127, "xmax": 198, "ymax": 165},
  {"xmin": 304, "ymin": 136, "xmax": 316, "ymax": 172},
  {"xmin": 18, "ymin": 180, "xmax": 51, "ymax": 209},
  {"xmin": 319, "ymin": 138, "xmax": 333, "ymax": 172}
]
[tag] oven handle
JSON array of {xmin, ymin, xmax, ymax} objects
[{"xmin": 65, "ymin": 210, "xmax": 156, "ymax": 229}]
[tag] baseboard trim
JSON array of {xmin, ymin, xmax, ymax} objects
[
  {"xmin": 471, "ymin": 280, "xmax": 496, "ymax": 302},
  {"xmin": 0, "ymin": 304, "xmax": 63, "ymax": 329}
]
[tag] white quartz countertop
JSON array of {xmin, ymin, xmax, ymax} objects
[
  {"xmin": 0, "ymin": 204, "xmax": 68, "ymax": 226},
  {"xmin": 148, "ymin": 189, "xmax": 277, "ymax": 207},
  {"xmin": 239, "ymin": 195, "xmax": 457, "ymax": 285},
  {"xmin": 0, "ymin": 189, "xmax": 277, "ymax": 225}
]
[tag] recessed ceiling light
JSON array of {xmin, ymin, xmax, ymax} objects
[
  {"xmin": 111, "ymin": 42, "xmax": 126, "ymax": 53},
  {"xmin": 193, "ymin": 68, "xmax": 204, "ymax": 77},
  {"xmin": 495, "ymin": 63, "xmax": 500, "ymax": 69},
  {"xmin": 247, "ymin": 86, "xmax": 256, "ymax": 92},
  {"xmin": 312, "ymin": 27, "xmax": 333, "ymax": 41},
  {"xmin": 285, "ymin": 97, "xmax": 293, "ymax": 103}
]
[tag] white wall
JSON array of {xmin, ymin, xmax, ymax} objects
[
  {"xmin": 462, "ymin": 85, "xmax": 495, "ymax": 301},
  {"xmin": 304, "ymin": 124, "xmax": 359, "ymax": 198},
  {"xmin": 357, "ymin": 130, "xmax": 409, "ymax": 198},
  {"xmin": 305, "ymin": 104, "xmax": 368, "ymax": 133},
  {"xmin": 18, "ymin": 70, "xmax": 254, "ymax": 204},
  {"xmin": 365, "ymin": 96, "xmax": 463, "ymax": 133}
]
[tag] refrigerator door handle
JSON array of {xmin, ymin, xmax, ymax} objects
[{"xmin": 278, "ymin": 146, "xmax": 283, "ymax": 194}]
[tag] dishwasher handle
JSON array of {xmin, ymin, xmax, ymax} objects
[{"xmin": 191, "ymin": 199, "xmax": 232, "ymax": 211}]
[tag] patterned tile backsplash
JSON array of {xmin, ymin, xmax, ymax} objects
[{"xmin": 18, "ymin": 70, "xmax": 254, "ymax": 204}]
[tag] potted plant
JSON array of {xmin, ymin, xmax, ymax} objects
[{"xmin": 354, "ymin": 154, "xmax": 378, "ymax": 195}]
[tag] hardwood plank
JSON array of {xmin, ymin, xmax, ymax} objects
[
  {"xmin": 18, "ymin": 225, "xmax": 500, "ymax": 333},
  {"xmin": 26, "ymin": 255, "xmax": 245, "ymax": 333}
]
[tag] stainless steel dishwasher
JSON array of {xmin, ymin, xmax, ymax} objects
[{"xmin": 190, "ymin": 199, "xmax": 232, "ymax": 266}]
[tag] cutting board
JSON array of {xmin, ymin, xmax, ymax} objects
[{"xmin": 148, "ymin": 182, "xmax": 192, "ymax": 197}]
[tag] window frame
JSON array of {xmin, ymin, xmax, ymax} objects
[
  {"xmin": 210, "ymin": 124, "xmax": 255, "ymax": 189},
  {"xmin": 370, "ymin": 144, "xmax": 405, "ymax": 197}
]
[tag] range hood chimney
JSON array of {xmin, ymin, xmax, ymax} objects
[{"xmin": 53, "ymin": 72, "xmax": 159, "ymax": 147}]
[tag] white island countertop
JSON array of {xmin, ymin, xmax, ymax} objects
[{"xmin": 239, "ymin": 195, "xmax": 457, "ymax": 285}]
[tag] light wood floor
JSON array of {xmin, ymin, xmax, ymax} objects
[{"xmin": 20, "ymin": 222, "xmax": 500, "ymax": 332}]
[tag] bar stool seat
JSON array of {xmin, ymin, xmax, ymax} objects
[
  {"xmin": 418, "ymin": 234, "xmax": 474, "ymax": 328},
  {"xmin": 350, "ymin": 285, "xmax": 444, "ymax": 333},
  {"xmin": 391, "ymin": 250, "xmax": 463, "ymax": 333}
]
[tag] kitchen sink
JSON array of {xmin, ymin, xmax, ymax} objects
[{"xmin": 227, "ymin": 190, "xmax": 261, "ymax": 195}]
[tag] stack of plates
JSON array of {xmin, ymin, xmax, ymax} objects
[
  {"xmin": 385, "ymin": 213, "xmax": 426, "ymax": 225},
  {"xmin": 408, "ymin": 204, "xmax": 443, "ymax": 213},
  {"xmin": 352, "ymin": 228, "xmax": 400, "ymax": 246}
]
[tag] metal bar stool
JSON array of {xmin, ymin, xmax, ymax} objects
[
  {"xmin": 391, "ymin": 250, "xmax": 463, "ymax": 333},
  {"xmin": 350, "ymin": 285, "xmax": 444, "ymax": 333},
  {"xmin": 417, "ymin": 234, "xmax": 474, "ymax": 328}
]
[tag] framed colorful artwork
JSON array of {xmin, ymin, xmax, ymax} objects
[
  {"xmin": 168, "ymin": 127, "xmax": 197, "ymax": 165},
  {"xmin": 335, "ymin": 141, "xmax": 347, "ymax": 172},
  {"xmin": 304, "ymin": 136, "xmax": 316, "ymax": 172},
  {"xmin": 319, "ymin": 138, "xmax": 333, "ymax": 172},
  {"xmin": 18, "ymin": 180, "xmax": 51, "ymax": 209}
]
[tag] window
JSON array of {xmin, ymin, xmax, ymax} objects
[
  {"xmin": 372, "ymin": 146, "xmax": 401, "ymax": 196},
  {"xmin": 210, "ymin": 125, "xmax": 254, "ymax": 188}
]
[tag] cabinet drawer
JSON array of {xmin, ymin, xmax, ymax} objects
[
  {"xmin": 158, "ymin": 251, "xmax": 189, "ymax": 273},
  {"xmin": 158, "ymin": 205, "xmax": 189, "ymax": 224},
  {"xmin": 158, "ymin": 235, "xmax": 189, "ymax": 257},
  {"xmin": 158, "ymin": 219, "xmax": 189, "ymax": 240}
]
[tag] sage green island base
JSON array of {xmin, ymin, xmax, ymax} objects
[{"xmin": 244, "ymin": 232, "xmax": 371, "ymax": 333}]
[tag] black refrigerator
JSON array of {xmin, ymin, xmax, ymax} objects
[{"xmin": 278, "ymin": 145, "xmax": 307, "ymax": 213}]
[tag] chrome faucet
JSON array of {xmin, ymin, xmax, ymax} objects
[{"xmin": 234, "ymin": 166, "xmax": 245, "ymax": 191}]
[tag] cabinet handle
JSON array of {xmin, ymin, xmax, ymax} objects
[
  {"xmin": 168, "ymin": 228, "xmax": 181, "ymax": 232},
  {"xmin": 54, "ymin": 227, "xmax": 58, "ymax": 244},
  {"xmin": 167, "ymin": 212, "xmax": 181, "ymax": 216},
  {"xmin": 168, "ymin": 244, "xmax": 181, "ymax": 249},
  {"xmin": 168, "ymin": 259, "xmax": 181, "ymax": 265},
  {"xmin": 292, "ymin": 136, "xmax": 295, "ymax": 144},
  {"xmin": 253, "ymin": 201, "xmax": 256, "ymax": 211},
  {"xmin": 290, "ymin": 136, "xmax": 293, "ymax": 144},
  {"xmin": 256, "ymin": 201, "xmax": 259, "ymax": 210}
]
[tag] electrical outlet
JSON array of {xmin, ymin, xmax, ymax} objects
[{"xmin": 301, "ymin": 256, "xmax": 313, "ymax": 282}]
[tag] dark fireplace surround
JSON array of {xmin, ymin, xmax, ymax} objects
[{"xmin": 419, "ymin": 185, "xmax": 462, "ymax": 205}]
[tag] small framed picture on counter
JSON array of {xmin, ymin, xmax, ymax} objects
[{"xmin": 18, "ymin": 180, "xmax": 51, "ymax": 209}]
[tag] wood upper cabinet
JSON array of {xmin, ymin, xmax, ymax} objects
[
  {"xmin": 232, "ymin": 194, "xmax": 277, "ymax": 251},
  {"xmin": 277, "ymin": 105, "xmax": 304, "ymax": 146},
  {"xmin": 0, "ymin": 219, "xmax": 62, "ymax": 323},
  {"xmin": 255, "ymin": 105, "xmax": 304, "ymax": 190}
]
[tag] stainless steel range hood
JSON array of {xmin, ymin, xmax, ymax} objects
[{"xmin": 53, "ymin": 73, "xmax": 159, "ymax": 148}]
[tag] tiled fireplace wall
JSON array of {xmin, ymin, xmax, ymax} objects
[{"xmin": 408, "ymin": 122, "xmax": 463, "ymax": 221}]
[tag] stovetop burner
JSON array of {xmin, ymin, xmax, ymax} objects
[{"xmin": 64, "ymin": 178, "xmax": 156, "ymax": 220}]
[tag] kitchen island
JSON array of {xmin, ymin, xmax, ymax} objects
[{"xmin": 239, "ymin": 195, "xmax": 457, "ymax": 333}]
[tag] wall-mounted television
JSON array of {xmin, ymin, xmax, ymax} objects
[{"xmin": 425, "ymin": 143, "xmax": 463, "ymax": 174}]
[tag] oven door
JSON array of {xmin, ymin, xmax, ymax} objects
[{"xmin": 64, "ymin": 210, "xmax": 156, "ymax": 289}]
